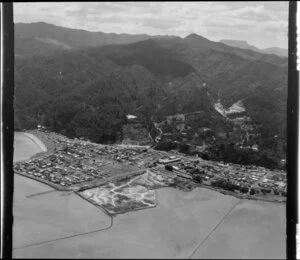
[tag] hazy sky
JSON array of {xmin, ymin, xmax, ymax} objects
[{"xmin": 14, "ymin": 1, "xmax": 288, "ymax": 49}]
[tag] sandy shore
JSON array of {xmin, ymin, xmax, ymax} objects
[
  {"xmin": 14, "ymin": 132, "xmax": 47, "ymax": 162},
  {"xmin": 22, "ymin": 132, "xmax": 47, "ymax": 152}
]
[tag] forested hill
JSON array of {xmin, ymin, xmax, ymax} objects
[
  {"xmin": 15, "ymin": 22, "xmax": 179, "ymax": 59},
  {"xmin": 220, "ymin": 39, "xmax": 288, "ymax": 57},
  {"xmin": 15, "ymin": 25, "xmax": 287, "ymax": 168}
]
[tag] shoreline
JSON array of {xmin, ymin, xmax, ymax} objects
[
  {"xmin": 197, "ymin": 183, "xmax": 286, "ymax": 204},
  {"xmin": 20, "ymin": 132, "xmax": 47, "ymax": 152},
  {"xmin": 14, "ymin": 130, "xmax": 286, "ymax": 205}
]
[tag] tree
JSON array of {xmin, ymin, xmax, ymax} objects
[
  {"xmin": 154, "ymin": 141, "xmax": 177, "ymax": 151},
  {"xmin": 165, "ymin": 165, "xmax": 173, "ymax": 171},
  {"xmin": 178, "ymin": 143, "xmax": 190, "ymax": 154},
  {"xmin": 240, "ymin": 186, "xmax": 249, "ymax": 193},
  {"xmin": 193, "ymin": 175, "xmax": 202, "ymax": 183}
]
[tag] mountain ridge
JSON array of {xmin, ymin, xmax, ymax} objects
[
  {"xmin": 15, "ymin": 22, "xmax": 180, "ymax": 58},
  {"xmin": 15, "ymin": 22, "xmax": 286, "ymax": 59},
  {"xmin": 14, "ymin": 23, "xmax": 287, "ymax": 169},
  {"xmin": 220, "ymin": 39, "xmax": 287, "ymax": 57}
]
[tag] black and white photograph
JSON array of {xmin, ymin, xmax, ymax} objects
[{"xmin": 7, "ymin": 1, "xmax": 291, "ymax": 258}]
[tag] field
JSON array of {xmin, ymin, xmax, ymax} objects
[{"xmin": 79, "ymin": 170, "xmax": 171, "ymax": 215}]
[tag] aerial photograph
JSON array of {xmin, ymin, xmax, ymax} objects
[{"xmin": 13, "ymin": 2, "xmax": 287, "ymax": 258}]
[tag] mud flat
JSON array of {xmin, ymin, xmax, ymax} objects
[
  {"xmin": 14, "ymin": 174, "xmax": 54, "ymax": 204},
  {"xmin": 13, "ymin": 187, "xmax": 240, "ymax": 258},
  {"xmin": 13, "ymin": 191, "xmax": 111, "ymax": 249},
  {"xmin": 13, "ymin": 132, "xmax": 286, "ymax": 258},
  {"xmin": 190, "ymin": 199, "xmax": 285, "ymax": 259},
  {"xmin": 13, "ymin": 186, "xmax": 285, "ymax": 259}
]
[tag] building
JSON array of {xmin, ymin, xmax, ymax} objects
[
  {"xmin": 126, "ymin": 114, "xmax": 141, "ymax": 124},
  {"xmin": 167, "ymin": 114, "xmax": 185, "ymax": 124},
  {"xmin": 158, "ymin": 157, "xmax": 181, "ymax": 164}
]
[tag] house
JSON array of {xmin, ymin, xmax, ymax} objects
[
  {"xmin": 126, "ymin": 114, "xmax": 140, "ymax": 123},
  {"xmin": 167, "ymin": 114, "xmax": 185, "ymax": 124},
  {"xmin": 126, "ymin": 114, "xmax": 137, "ymax": 120},
  {"xmin": 251, "ymin": 144, "xmax": 259, "ymax": 151},
  {"xmin": 158, "ymin": 157, "xmax": 181, "ymax": 164},
  {"xmin": 176, "ymin": 123, "xmax": 185, "ymax": 132}
]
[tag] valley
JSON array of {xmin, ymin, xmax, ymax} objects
[
  {"xmin": 14, "ymin": 23, "xmax": 287, "ymax": 171},
  {"xmin": 9, "ymin": 1, "xmax": 290, "ymax": 259},
  {"xmin": 12, "ymin": 2, "xmax": 288, "ymax": 258}
]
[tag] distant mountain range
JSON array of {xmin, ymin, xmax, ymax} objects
[
  {"xmin": 220, "ymin": 39, "xmax": 287, "ymax": 57},
  {"xmin": 15, "ymin": 22, "xmax": 287, "ymax": 59},
  {"xmin": 14, "ymin": 22, "xmax": 287, "ymax": 168},
  {"xmin": 15, "ymin": 22, "xmax": 179, "ymax": 58}
]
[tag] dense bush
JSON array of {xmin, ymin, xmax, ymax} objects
[
  {"xmin": 261, "ymin": 188, "xmax": 271, "ymax": 194},
  {"xmin": 205, "ymin": 144, "xmax": 282, "ymax": 170},
  {"xmin": 178, "ymin": 143, "xmax": 190, "ymax": 154},
  {"xmin": 192, "ymin": 174, "xmax": 202, "ymax": 183},
  {"xmin": 211, "ymin": 179, "xmax": 239, "ymax": 192},
  {"xmin": 154, "ymin": 141, "xmax": 177, "ymax": 151},
  {"xmin": 165, "ymin": 165, "xmax": 173, "ymax": 171},
  {"xmin": 250, "ymin": 188, "xmax": 255, "ymax": 195},
  {"xmin": 190, "ymin": 168, "xmax": 205, "ymax": 175},
  {"xmin": 239, "ymin": 186, "xmax": 249, "ymax": 193},
  {"xmin": 14, "ymin": 32, "xmax": 287, "ymax": 162},
  {"xmin": 199, "ymin": 153, "xmax": 210, "ymax": 160}
]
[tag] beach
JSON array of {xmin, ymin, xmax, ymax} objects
[{"xmin": 14, "ymin": 132, "xmax": 47, "ymax": 162}]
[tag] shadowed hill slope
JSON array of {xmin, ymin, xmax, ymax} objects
[{"xmin": 15, "ymin": 31, "xmax": 287, "ymax": 168}]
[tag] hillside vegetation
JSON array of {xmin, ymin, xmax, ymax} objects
[{"xmin": 14, "ymin": 23, "xmax": 287, "ymax": 169}]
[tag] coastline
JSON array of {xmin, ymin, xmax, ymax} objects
[
  {"xmin": 14, "ymin": 130, "xmax": 286, "ymax": 205},
  {"xmin": 21, "ymin": 132, "xmax": 47, "ymax": 153}
]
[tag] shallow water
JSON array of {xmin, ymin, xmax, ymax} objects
[
  {"xmin": 14, "ymin": 132, "xmax": 46, "ymax": 162},
  {"xmin": 13, "ymin": 132, "xmax": 286, "ymax": 258}
]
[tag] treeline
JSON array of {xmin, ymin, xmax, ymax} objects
[
  {"xmin": 154, "ymin": 140, "xmax": 284, "ymax": 170},
  {"xmin": 202, "ymin": 143, "xmax": 284, "ymax": 170},
  {"xmin": 211, "ymin": 179, "xmax": 249, "ymax": 193},
  {"xmin": 14, "ymin": 37, "xmax": 286, "ymax": 162}
]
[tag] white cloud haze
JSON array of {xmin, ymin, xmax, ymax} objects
[{"xmin": 13, "ymin": 1, "xmax": 288, "ymax": 49}]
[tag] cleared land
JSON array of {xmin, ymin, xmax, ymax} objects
[
  {"xmin": 13, "ymin": 132, "xmax": 286, "ymax": 258},
  {"xmin": 79, "ymin": 170, "xmax": 174, "ymax": 215}
]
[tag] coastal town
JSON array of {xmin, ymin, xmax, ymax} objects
[
  {"xmin": 14, "ymin": 128, "xmax": 287, "ymax": 208},
  {"xmin": 11, "ymin": 3, "xmax": 288, "ymax": 258}
]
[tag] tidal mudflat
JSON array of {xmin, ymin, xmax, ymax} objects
[{"xmin": 13, "ymin": 132, "xmax": 286, "ymax": 258}]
